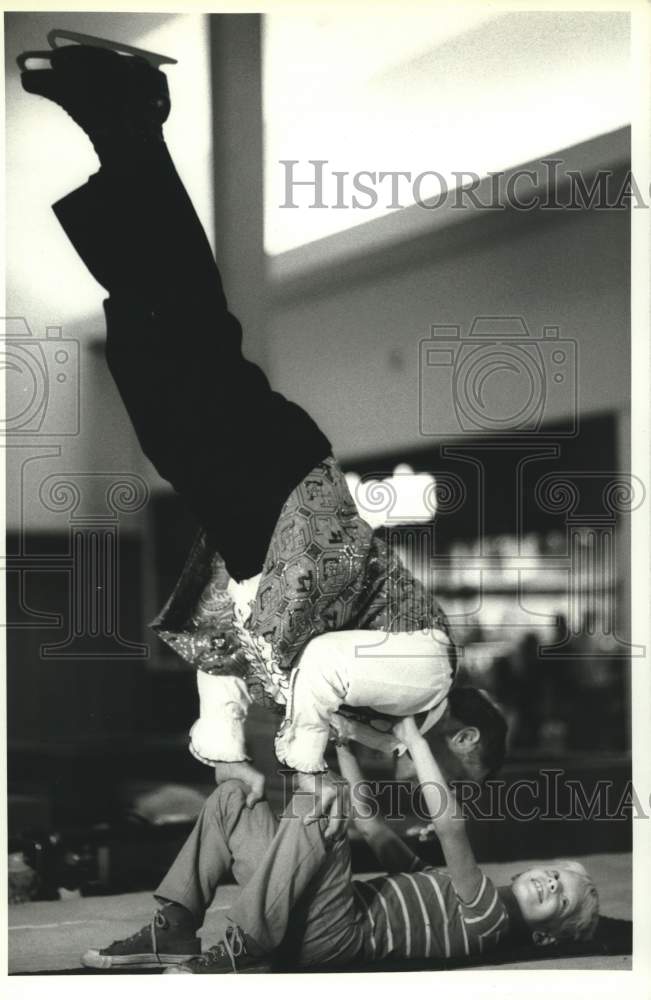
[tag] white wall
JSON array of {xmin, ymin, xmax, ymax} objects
[
  {"xmin": 265, "ymin": 176, "xmax": 631, "ymax": 644},
  {"xmin": 4, "ymin": 12, "xmax": 213, "ymax": 532},
  {"xmin": 267, "ymin": 181, "xmax": 630, "ymax": 465},
  {"xmin": 263, "ymin": 9, "xmax": 630, "ymax": 254},
  {"xmin": 5, "ymin": 14, "xmax": 631, "ymax": 533}
]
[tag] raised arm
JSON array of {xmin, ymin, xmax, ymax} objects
[
  {"xmin": 393, "ymin": 716, "xmax": 482, "ymax": 903},
  {"xmin": 335, "ymin": 742, "xmax": 423, "ymax": 874}
]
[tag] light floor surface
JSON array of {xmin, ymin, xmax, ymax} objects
[{"xmin": 8, "ymin": 851, "xmax": 631, "ymax": 974}]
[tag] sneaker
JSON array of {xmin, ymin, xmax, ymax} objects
[
  {"xmin": 165, "ymin": 925, "xmax": 271, "ymax": 975},
  {"xmin": 16, "ymin": 42, "xmax": 170, "ymax": 154},
  {"xmin": 81, "ymin": 910, "xmax": 201, "ymax": 970}
]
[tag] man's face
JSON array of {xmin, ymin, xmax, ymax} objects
[
  {"xmin": 428, "ymin": 728, "xmax": 487, "ymax": 784},
  {"xmin": 395, "ymin": 730, "xmax": 487, "ymax": 785}
]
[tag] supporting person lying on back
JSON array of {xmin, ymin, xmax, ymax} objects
[{"xmin": 82, "ymin": 718, "xmax": 599, "ymax": 973}]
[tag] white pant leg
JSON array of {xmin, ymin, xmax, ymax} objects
[
  {"xmin": 344, "ymin": 628, "xmax": 453, "ymax": 713},
  {"xmin": 275, "ymin": 628, "xmax": 453, "ymax": 772},
  {"xmin": 190, "ymin": 672, "xmax": 252, "ymax": 764},
  {"xmin": 274, "ymin": 636, "xmax": 351, "ymax": 772},
  {"xmin": 188, "ymin": 574, "xmax": 261, "ymax": 766}
]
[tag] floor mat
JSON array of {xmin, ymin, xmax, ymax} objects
[{"xmin": 9, "ymin": 852, "xmax": 632, "ymax": 974}]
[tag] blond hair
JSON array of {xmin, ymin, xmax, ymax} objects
[{"xmin": 550, "ymin": 860, "xmax": 600, "ymax": 942}]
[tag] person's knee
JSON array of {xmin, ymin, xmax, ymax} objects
[
  {"xmin": 209, "ymin": 779, "xmax": 248, "ymax": 813},
  {"xmin": 283, "ymin": 791, "xmax": 328, "ymax": 837},
  {"xmin": 295, "ymin": 634, "xmax": 350, "ymax": 708}
]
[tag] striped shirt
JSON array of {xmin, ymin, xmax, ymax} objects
[{"xmin": 353, "ymin": 864, "xmax": 509, "ymax": 962}]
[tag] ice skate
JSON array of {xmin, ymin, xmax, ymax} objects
[{"xmin": 17, "ymin": 34, "xmax": 173, "ymax": 158}]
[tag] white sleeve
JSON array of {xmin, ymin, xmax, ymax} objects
[{"xmin": 189, "ymin": 672, "xmax": 252, "ymax": 765}]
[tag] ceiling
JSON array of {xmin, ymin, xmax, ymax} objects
[{"xmin": 263, "ymin": 10, "xmax": 631, "ymax": 254}]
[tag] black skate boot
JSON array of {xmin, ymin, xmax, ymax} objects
[{"xmin": 17, "ymin": 31, "xmax": 174, "ymax": 161}]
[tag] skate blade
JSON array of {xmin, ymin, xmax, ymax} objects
[{"xmin": 47, "ymin": 28, "xmax": 177, "ymax": 67}]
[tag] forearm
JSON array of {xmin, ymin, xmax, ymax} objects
[
  {"xmin": 335, "ymin": 744, "xmax": 384, "ymax": 839},
  {"xmin": 408, "ymin": 735, "xmax": 458, "ymax": 832},
  {"xmin": 334, "ymin": 744, "xmax": 420, "ymax": 873},
  {"xmin": 404, "ymin": 730, "xmax": 482, "ymax": 899},
  {"xmin": 334, "ymin": 741, "xmax": 365, "ymax": 787},
  {"xmin": 190, "ymin": 672, "xmax": 252, "ymax": 764}
]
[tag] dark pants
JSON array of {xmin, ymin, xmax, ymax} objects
[
  {"xmin": 53, "ymin": 150, "xmax": 331, "ymax": 580},
  {"xmin": 156, "ymin": 780, "xmax": 365, "ymax": 967}
]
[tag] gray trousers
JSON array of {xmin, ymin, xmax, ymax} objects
[{"xmin": 156, "ymin": 780, "xmax": 365, "ymax": 967}]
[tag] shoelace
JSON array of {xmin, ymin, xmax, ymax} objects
[
  {"xmin": 195, "ymin": 925, "xmax": 246, "ymax": 972},
  {"xmin": 110, "ymin": 912, "xmax": 168, "ymax": 951}
]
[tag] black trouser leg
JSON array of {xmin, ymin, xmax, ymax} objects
[{"xmin": 53, "ymin": 154, "xmax": 331, "ymax": 579}]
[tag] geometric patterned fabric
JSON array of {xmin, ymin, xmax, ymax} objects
[{"xmin": 152, "ymin": 457, "xmax": 454, "ymax": 714}]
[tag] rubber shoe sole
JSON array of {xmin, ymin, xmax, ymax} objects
[{"xmin": 81, "ymin": 948, "xmax": 197, "ymax": 970}]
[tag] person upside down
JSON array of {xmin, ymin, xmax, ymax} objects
[
  {"xmin": 77, "ymin": 718, "xmax": 598, "ymax": 973},
  {"xmin": 18, "ymin": 36, "xmax": 507, "ymax": 806}
]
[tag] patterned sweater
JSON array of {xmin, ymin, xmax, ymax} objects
[
  {"xmin": 151, "ymin": 458, "xmax": 455, "ymax": 762},
  {"xmin": 152, "ymin": 458, "xmax": 452, "ymax": 698}
]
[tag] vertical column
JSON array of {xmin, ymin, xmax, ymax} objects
[{"xmin": 209, "ymin": 14, "xmax": 266, "ymax": 369}]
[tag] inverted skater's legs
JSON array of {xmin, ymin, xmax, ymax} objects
[
  {"xmin": 53, "ymin": 147, "xmax": 227, "ymax": 323},
  {"xmin": 35, "ymin": 46, "xmax": 331, "ymax": 579}
]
